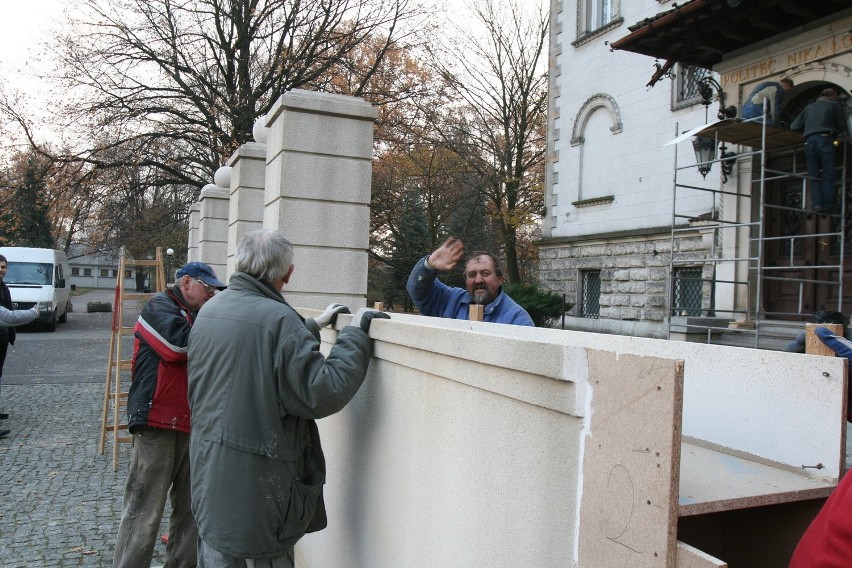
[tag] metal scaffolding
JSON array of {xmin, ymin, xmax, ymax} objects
[{"xmin": 666, "ymin": 115, "xmax": 848, "ymax": 348}]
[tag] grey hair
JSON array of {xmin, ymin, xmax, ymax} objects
[{"xmin": 234, "ymin": 229, "xmax": 294, "ymax": 284}]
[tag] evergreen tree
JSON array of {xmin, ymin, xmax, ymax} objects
[
  {"xmin": 0, "ymin": 151, "xmax": 53, "ymax": 248},
  {"xmin": 17, "ymin": 154, "xmax": 53, "ymax": 247},
  {"xmin": 385, "ymin": 190, "xmax": 432, "ymax": 312}
]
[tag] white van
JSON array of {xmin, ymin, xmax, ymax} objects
[{"xmin": 0, "ymin": 247, "xmax": 72, "ymax": 332}]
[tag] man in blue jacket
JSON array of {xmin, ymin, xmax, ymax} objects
[
  {"xmin": 407, "ymin": 237, "xmax": 533, "ymax": 326},
  {"xmin": 741, "ymin": 78, "xmax": 793, "ymax": 126}
]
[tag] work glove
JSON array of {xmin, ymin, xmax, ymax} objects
[
  {"xmin": 312, "ymin": 303, "xmax": 350, "ymax": 329},
  {"xmin": 348, "ymin": 307, "xmax": 390, "ymax": 333},
  {"xmin": 815, "ymin": 327, "xmax": 852, "ymax": 360}
]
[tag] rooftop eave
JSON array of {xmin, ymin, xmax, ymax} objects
[{"xmin": 609, "ymin": 0, "xmax": 852, "ymax": 71}]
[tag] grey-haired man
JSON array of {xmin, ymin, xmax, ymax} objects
[{"xmin": 188, "ymin": 229, "xmax": 387, "ymax": 567}]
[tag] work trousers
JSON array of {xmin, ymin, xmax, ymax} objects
[
  {"xmin": 0, "ymin": 333, "xmax": 7, "ymax": 399},
  {"xmin": 805, "ymin": 134, "xmax": 837, "ymax": 211},
  {"xmin": 198, "ymin": 539, "xmax": 294, "ymax": 568},
  {"xmin": 113, "ymin": 427, "xmax": 197, "ymax": 568}
]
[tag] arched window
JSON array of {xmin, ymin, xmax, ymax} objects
[{"xmin": 572, "ymin": 94, "xmax": 622, "ymax": 201}]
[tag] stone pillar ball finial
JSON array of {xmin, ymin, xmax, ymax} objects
[
  {"xmin": 214, "ymin": 166, "xmax": 232, "ymax": 189},
  {"xmin": 201, "ymin": 183, "xmax": 218, "ymax": 193},
  {"xmin": 253, "ymin": 115, "xmax": 269, "ymax": 144}
]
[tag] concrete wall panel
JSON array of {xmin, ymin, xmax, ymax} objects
[
  {"xmin": 285, "ymin": 248, "xmax": 367, "ymax": 298},
  {"xmin": 270, "ymin": 201, "xmax": 369, "ymax": 249},
  {"xmin": 266, "ymin": 153, "xmax": 373, "ymax": 204}
]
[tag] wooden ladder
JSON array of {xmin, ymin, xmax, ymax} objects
[{"xmin": 98, "ymin": 246, "xmax": 167, "ymax": 471}]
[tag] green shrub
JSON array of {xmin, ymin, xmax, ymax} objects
[{"xmin": 503, "ymin": 283, "xmax": 572, "ymax": 328}]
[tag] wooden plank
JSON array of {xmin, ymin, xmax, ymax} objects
[
  {"xmin": 468, "ymin": 304, "xmax": 483, "ymax": 321},
  {"xmin": 578, "ymin": 352, "xmax": 684, "ymax": 567},
  {"xmin": 696, "ymin": 120, "xmax": 804, "ymax": 150},
  {"xmin": 674, "ymin": 345, "xmax": 846, "ymax": 480},
  {"xmin": 122, "ymin": 293, "xmax": 153, "ymax": 301},
  {"xmin": 678, "ymin": 441, "xmax": 835, "ymax": 516},
  {"xmin": 805, "ymin": 323, "xmax": 844, "ymax": 356},
  {"xmin": 676, "ymin": 541, "xmax": 727, "ymax": 568}
]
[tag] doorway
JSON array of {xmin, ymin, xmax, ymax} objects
[{"xmin": 762, "ymin": 83, "xmax": 850, "ymax": 320}]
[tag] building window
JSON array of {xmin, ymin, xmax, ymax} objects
[
  {"xmin": 673, "ymin": 65, "xmax": 711, "ymax": 109},
  {"xmin": 125, "ymin": 269, "xmax": 132, "ymax": 278},
  {"xmin": 100, "ymin": 269, "xmax": 109, "ymax": 277},
  {"xmin": 71, "ymin": 268, "xmax": 79, "ymax": 276},
  {"xmin": 83, "ymin": 268, "xmax": 92, "ymax": 277},
  {"xmin": 112, "ymin": 269, "xmax": 119, "ymax": 277},
  {"xmin": 582, "ymin": 0, "xmax": 614, "ymax": 34},
  {"xmin": 672, "ymin": 268, "xmax": 703, "ymax": 316},
  {"xmin": 579, "ymin": 270, "xmax": 601, "ymax": 318}
]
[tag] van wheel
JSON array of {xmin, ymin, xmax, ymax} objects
[
  {"xmin": 58, "ymin": 304, "xmax": 68, "ymax": 323},
  {"xmin": 46, "ymin": 312, "xmax": 57, "ymax": 332}
]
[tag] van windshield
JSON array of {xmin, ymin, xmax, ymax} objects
[{"xmin": 5, "ymin": 262, "xmax": 53, "ymax": 285}]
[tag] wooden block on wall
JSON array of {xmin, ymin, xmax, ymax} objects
[
  {"xmin": 805, "ymin": 323, "xmax": 844, "ymax": 356},
  {"xmin": 469, "ymin": 304, "xmax": 484, "ymax": 321}
]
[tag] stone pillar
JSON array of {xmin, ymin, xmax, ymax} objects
[
  {"xmin": 197, "ymin": 184, "xmax": 229, "ymax": 280},
  {"xmin": 264, "ymin": 89, "xmax": 377, "ymax": 310},
  {"xmin": 187, "ymin": 203, "xmax": 201, "ymax": 263},
  {"xmin": 226, "ymin": 143, "xmax": 266, "ymax": 280}
]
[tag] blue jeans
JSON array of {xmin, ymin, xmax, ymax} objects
[{"xmin": 804, "ymin": 135, "xmax": 837, "ymax": 211}]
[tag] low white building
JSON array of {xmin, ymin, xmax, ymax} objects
[
  {"xmin": 68, "ymin": 248, "xmax": 167, "ymax": 291},
  {"xmin": 542, "ymin": 0, "xmax": 851, "ymax": 344}
]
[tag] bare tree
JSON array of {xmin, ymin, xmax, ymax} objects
[
  {"xmin": 0, "ymin": 0, "xmax": 430, "ymax": 257},
  {"xmin": 46, "ymin": 0, "xmax": 426, "ymax": 188},
  {"xmin": 425, "ymin": 0, "xmax": 548, "ymax": 284}
]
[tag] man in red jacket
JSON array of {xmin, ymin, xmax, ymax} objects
[
  {"xmin": 789, "ymin": 472, "xmax": 852, "ymax": 567},
  {"xmin": 113, "ymin": 261, "xmax": 225, "ymax": 568}
]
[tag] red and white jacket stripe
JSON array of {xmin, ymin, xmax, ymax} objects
[{"xmin": 127, "ymin": 287, "xmax": 195, "ymax": 433}]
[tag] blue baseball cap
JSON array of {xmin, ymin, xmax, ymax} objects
[{"xmin": 175, "ymin": 262, "xmax": 226, "ymax": 289}]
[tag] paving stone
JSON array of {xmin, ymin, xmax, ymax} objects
[{"xmin": 0, "ymin": 290, "xmax": 172, "ymax": 567}]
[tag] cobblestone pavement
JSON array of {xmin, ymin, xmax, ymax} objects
[{"xmin": 0, "ymin": 289, "xmax": 171, "ymax": 568}]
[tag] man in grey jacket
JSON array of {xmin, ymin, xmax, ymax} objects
[
  {"xmin": 188, "ymin": 228, "xmax": 388, "ymax": 567},
  {"xmin": 790, "ymin": 87, "xmax": 848, "ymax": 215}
]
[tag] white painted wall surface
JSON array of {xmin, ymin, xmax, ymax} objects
[
  {"xmin": 298, "ymin": 316, "xmax": 587, "ymax": 568},
  {"xmin": 547, "ymin": 0, "xmax": 720, "ymax": 239},
  {"xmin": 292, "ymin": 311, "xmax": 846, "ymax": 567}
]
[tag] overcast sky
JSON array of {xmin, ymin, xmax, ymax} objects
[
  {"xmin": 0, "ymin": 1, "xmax": 64, "ymax": 72},
  {"xmin": 0, "ymin": 0, "xmax": 542, "ymax": 143}
]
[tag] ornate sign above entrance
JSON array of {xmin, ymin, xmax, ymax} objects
[{"xmin": 720, "ymin": 31, "xmax": 852, "ymax": 88}]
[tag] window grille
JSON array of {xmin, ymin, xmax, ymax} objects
[
  {"xmin": 678, "ymin": 65, "xmax": 709, "ymax": 102},
  {"xmin": 580, "ymin": 270, "xmax": 601, "ymax": 318},
  {"xmin": 100, "ymin": 269, "xmax": 109, "ymax": 277},
  {"xmin": 672, "ymin": 268, "xmax": 703, "ymax": 316},
  {"xmin": 71, "ymin": 268, "xmax": 79, "ymax": 276},
  {"xmin": 83, "ymin": 269, "xmax": 92, "ymax": 277}
]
